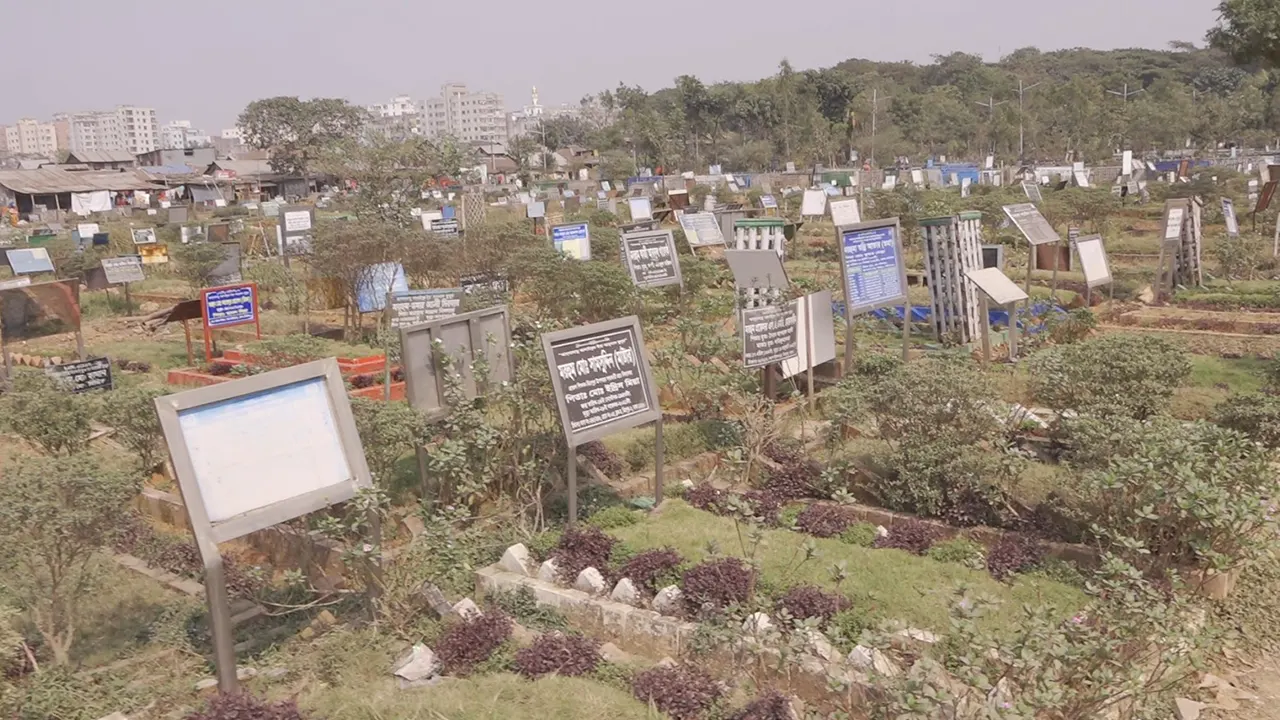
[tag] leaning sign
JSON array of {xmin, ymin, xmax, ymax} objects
[
  {"xmin": 1002, "ymin": 203, "xmax": 1060, "ymax": 245},
  {"xmin": 154, "ymin": 359, "xmax": 373, "ymax": 694},
  {"xmin": 47, "ymin": 356, "xmax": 113, "ymax": 393},
  {"xmin": 678, "ymin": 212, "xmax": 724, "ymax": 248},
  {"xmin": 621, "ymin": 230, "xmax": 682, "ymax": 289},
  {"xmin": 199, "ymin": 282, "xmax": 261, "ymax": 362},
  {"xmin": 542, "ymin": 316, "xmax": 663, "ymax": 521}
]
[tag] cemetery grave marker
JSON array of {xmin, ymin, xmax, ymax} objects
[
  {"xmin": 628, "ymin": 196, "xmax": 653, "ymax": 221},
  {"xmin": 132, "ymin": 228, "xmax": 158, "ymax": 245},
  {"xmin": 0, "ymin": 279, "xmax": 85, "ymax": 382},
  {"xmin": 1073, "ymin": 234, "xmax": 1113, "ymax": 304},
  {"xmin": 678, "ymin": 211, "xmax": 725, "ymax": 248},
  {"xmin": 46, "ymin": 356, "xmax": 113, "ymax": 393},
  {"xmin": 154, "ymin": 359, "xmax": 372, "ymax": 693},
  {"xmin": 543, "ymin": 316, "xmax": 662, "ymax": 520},
  {"xmin": 1021, "ymin": 181, "xmax": 1043, "ymax": 203},
  {"xmin": 551, "ymin": 222, "xmax": 591, "ymax": 260},
  {"xmin": 280, "ymin": 205, "xmax": 315, "ymax": 257},
  {"xmin": 207, "ymin": 242, "xmax": 243, "ymax": 286},
  {"xmin": 740, "ymin": 304, "xmax": 799, "ymax": 369},
  {"xmin": 621, "ymin": 229, "xmax": 682, "ymax": 289},
  {"xmin": 800, "ymin": 189, "xmax": 827, "ymax": 217},
  {"xmin": 401, "ymin": 304, "xmax": 512, "ymax": 423},
  {"xmin": 1222, "ymin": 197, "xmax": 1239, "ymax": 238},
  {"xmin": 199, "ymin": 282, "xmax": 260, "ymax": 363},
  {"xmin": 965, "ymin": 267, "xmax": 1029, "ymax": 362},
  {"xmin": 5, "ymin": 248, "xmax": 55, "ymax": 275},
  {"xmin": 920, "ymin": 213, "xmax": 983, "ymax": 345},
  {"xmin": 829, "ymin": 198, "xmax": 861, "ymax": 226},
  {"xmin": 837, "ymin": 218, "xmax": 910, "ymax": 363}
]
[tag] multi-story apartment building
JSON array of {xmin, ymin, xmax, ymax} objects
[
  {"xmin": 1, "ymin": 118, "xmax": 58, "ymax": 157},
  {"xmin": 160, "ymin": 120, "xmax": 211, "ymax": 150},
  {"xmin": 66, "ymin": 106, "xmax": 158, "ymax": 155},
  {"xmin": 367, "ymin": 94, "xmax": 423, "ymax": 139},
  {"xmin": 423, "ymin": 83, "xmax": 507, "ymax": 144}
]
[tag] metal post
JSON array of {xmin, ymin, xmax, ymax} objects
[
  {"xmin": 902, "ymin": 296, "xmax": 911, "ymax": 361},
  {"xmin": 1049, "ymin": 241, "xmax": 1060, "ymax": 303},
  {"xmin": 805, "ymin": 294, "xmax": 815, "ymax": 403},
  {"xmin": 182, "ymin": 319, "xmax": 194, "ymax": 366},
  {"xmin": 566, "ymin": 447, "xmax": 578, "ymax": 526},
  {"xmin": 979, "ymin": 295, "xmax": 991, "ymax": 363},
  {"xmin": 124, "ymin": 282, "xmax": 132, "ymax": 315},
  {"xmin": 1025, "ymin": 246, "xmax": 1034, "ymax": 315},
  {"xmin": 843, "ymin": 305, "xmax": 854, "ymax": 378},
  {"xmin": 1008, "ymin": 302, "xmax": 1019, "ymax": 361},
  {"xmin": 203, "ymin": 554, "xmax": 238, "ymax": 693},
  {"xmin": 75, "ymin": 330, "xmax": 86, "ymax": 361},
  {"xmin": 654, "ymin": 418, "xmax": 665, "ymax": 505},
  {"xmin": 383, "ymin": 292, "xmax": 393, "ymax": 402}
]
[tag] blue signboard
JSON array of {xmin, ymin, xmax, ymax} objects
[
  {"xmin": 841, "ymin": 224, "xmax": 905, "ymax": 313},
  {"xmin": 6, "ymin": 248, "xmax": 55, "ymax": 275},
  {"xmin": 202, "ymin": 285, "xmax": 257, "ymax": 328},
  {"xmin": 356, "ymin": 262, "xmax": 408, "ymax": 313},
  {"xmin": 551, "ymin": 222, "xmax": 591, "ymax": 260}
]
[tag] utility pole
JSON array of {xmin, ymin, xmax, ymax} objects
[
  {"xmin": 1106, "ymin": 83, "xmax": 1144, "ymax": 151},
  {"xmin": 870, "ymin": 88, "xmax": 891, "ymax": 168},
  {"xmin": 1016, "ymin": 79, "xmax": 1042, "ymax": 163},
  {"xmin": 974, "ymin": 96, "xmax": 1008, "ymax": 156}
]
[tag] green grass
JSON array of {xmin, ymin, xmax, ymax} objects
[
  {"xmin": 612, "ymin": 501, "xmax": 1085, "ymax": 633},
  {"xmin": 1173, "ymin": 355, "xmax": 1269, "ymax": 419}
]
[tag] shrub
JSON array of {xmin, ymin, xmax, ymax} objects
[
  {"xmin": 350, "ymin": 397, "xmax": 428, "ymax": 489},
  {"xmin": 631, "ymin": 665, "xmax": 723, "ymax": 720},
  {"xmin": 681, "ymin": 557, "xmax": 756, "ymax": 611},
  {"xmin": 434, "ymin": 611, "xmax": 513, "ymax": 675},
  {"xmin": 795, "ymin": 504, "xmax": 854, "ymax": 538},
  {"xmin": 740, "ymin": 489, "xmax": 784, "ymax": 525},
  {"xmin": 873, "ymin": 521, "xmax": 942, "ymax": 555},
  {"xmin": 616, "ymin": 548, "xmax": 685, "ymax": 596},
  {"xmin": 826, "ymin": 607, "xmax": 875, "ymax": 652},
  {"xmin": 839, "ymin": 521, "xmax": 878, "ymax": 547},
  {"xmin": 0, "ymin": 373, "xmax": 95, "ymax": 456},
  {"xmin": 585, "ymin": 506, "xmax": 639, "ymax": 530},
  {"xmin": 778, "ymin": 503, "xmax": 806, "ymax": 529},
  {"xmin": 526, "ymin": 530, "xmax": 561, "ymax": 563},
  {"xmin": 728, "ymin": 691, "xmax": 795, "ymax": 720},
  {"xmin": 1213, "ymin": 392, "xmax": 1280, "ymax": 449},
  {"xmin": 685, "ymin": 484, "xmax": 729, "ymax": 515},
  {"xmin": 513, "ymin": 632, "xmax": 601, "ymax": 679},
  {"xmin": 484, "ymin": 586, "xmax": 567, "ymax": 631},
  {"xmin": 1074, "ymin": 419, "xmax": 1278, "ymax": 575},
  {"xmin": 184, "ymin": 692, "xmax": 307, "ymax": 720},
  {"xmin": 96, "ymin": 385, "xmax": 167, "ymax": 472},
  {"xmin": 776, "ymin": 585, "xmax": 851, "ymax": 622},
  {"xmin": 552, "ymin": 526, "xmax": 616, "ymax": 585},
  {"xmin": 580, "ymin": 440, "xmax": 625, "ymax": 479},
  {"xmin": 926, "ymin": 537, "xmax": 986, "ymax": 569},
  {"xmin": 1027, "ymin": 334, "xmax": 1191, "ymax": 420},
  {"xmin": 763, "ymin": 461, "xmax": 822, "ymax": 501},
  {"xmin": 986, "ymin": 534, "xmax": 1046, "ymax": 580}
]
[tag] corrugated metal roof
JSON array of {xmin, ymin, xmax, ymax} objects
[
  {"xmin": 208, "ymin": 159, "xmax": 274, "ymax": 176},
  {"xmin": 0, "ymin": 169, "xmax": 163, "ymax": 194},
  {"xmin": 65, "ymin": 150, "xmax": 138, "ymax": 164}
]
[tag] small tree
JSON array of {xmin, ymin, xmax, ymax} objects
[
  {"xmin": 170, "ymin": 240, "xmax": 229, "ymax": 294},
  {"xmin": 309, "ymin": 220, "xmax": 415, "ymax": 338},
  {"xmin": 0, "ymin": 454, "xmax": 138, "ymax": 665},
  {"xmin": 97, "ymin": 385, "xmax": 167, "ymax": 473},
  {"xmin": 0, "ymin": 373, "xmax": 95, "ymax": 456},
  {"xmin": 349, "ymin": 397, "xmax": 428, "ymax": 491}
]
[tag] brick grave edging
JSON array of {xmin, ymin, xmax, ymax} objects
[
  {"xmin": 135, "ymin": 487, "xmax": 347, "ymax": 584},
  {"xmin": 475, "ymin": 564, "xmax": 877, "ymax": 707}
]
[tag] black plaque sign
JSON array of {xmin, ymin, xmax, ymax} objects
[
  {"xmin": 622, "ymin": 230, "xmax": 682, "ymax": 289},
  {"xmin": 389, "ymin": 289, "xmax": 464, "ymax": 329},
  {"xmin": 460, "ymin": 273, "xmax": 510, "ymax": 295},
  {"xmin": 46, "ymin": 356, "xmax": 113, "ymax": 393},
  {"xmin": 543, "ymin": 317, "xmax": 659, "ymax": 445},
  {"xmin": 430, "ymin": 218, "xmax": 461, "ymax": 238},
  {"xmin": 207, "ymin": 242, "xmax": 243, "ymax": 286},
  {"xmin": 741, "ymin": 304, "xmax": 799, "ymax": 368},
  {"xmin": 101, "ymin": 255, "xmax": 146, "ymax": 285}
]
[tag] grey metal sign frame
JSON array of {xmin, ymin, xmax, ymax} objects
[
  {"xmin": 621, "ymin": 229, "xmax": 683, "ymax": 289},
  {"xmin": 836, "ymin": 217, "xmax": 910, "ymax": 365},
  {"xmin": 400, "ymin": 304, "xmax": 513, "ymax": 419},
  {"xmin": 541, "ymin": 316, "xmax": 664, "ymax": 522},
  {"xmin": 153, "ymin": 358, "xmax": 372, "ymax": 694}
]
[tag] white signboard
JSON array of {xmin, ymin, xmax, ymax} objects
[
  {"xmin": 1074, "ymin": 235, "xmax": 1112, "ymax": 288},
  {"xmin": 800, "ymin": 189, "xmax": 827, "ymax": 217},
  {"xmin": 77, "ymin": 223, "xmax": 100, "ymax": 237},
  {"xmin": 781, "ymin": 290, "xmax": 836, "ymax": 379},
  {"xmin": 1073, "ymin": 171, "xmax": 1091, "ymax": 188},
  {"xmin": 965, "ymin": 267, "xmax": 1029, "ymax": 306},
  {"xmin": 1164, "ymin": 204, "xmax": 1186, "ymax": 240},
  {"xmin": 1222, "ymin": 197, "xmax": 1239, "ymax": 237},
  {"xmin": 283, "ymin": 210, "xmax": 312, "ymax": 233},
  {"xmin": 829, "ymin": 198, "xmax": 861, "ymax": 227},
  {"xmin": 1122, "ymin": 150, "xmax": 1133, "ymax": 177},
  {"xmin": 628, "ymin": 196, "xmax": 653, "ymax": 221}
]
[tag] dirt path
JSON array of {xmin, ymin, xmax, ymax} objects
[{"xmin": 1205, "ymin": 657, "xmax": 1280, "ymax": 719}]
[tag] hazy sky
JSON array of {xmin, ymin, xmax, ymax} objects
[{"xmin": 5, "ymin": 0, "xmax": 1219, "ymax": 131}]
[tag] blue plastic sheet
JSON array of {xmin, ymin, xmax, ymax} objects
[{"xmin": 837, "ymin": 302, "xmax": 1067, "ymax": 335}]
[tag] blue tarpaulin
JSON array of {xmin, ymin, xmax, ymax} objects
[{"xmin": 835, "ymin": 301, "xmax": 1067, "ymax": 334}]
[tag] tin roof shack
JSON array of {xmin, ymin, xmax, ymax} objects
[
  {"xmin": 205, "ymin": 160, "xmax": 313, "ymax": 201},
  {"xmin": 64, "ymin": 150, "xmax": 139, "ymax": 170},
  {"xmin": 0, "ymin": 168, "xmax": 163, "ymax": 217}
]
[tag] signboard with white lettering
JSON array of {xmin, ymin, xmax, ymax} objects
[
  {"xmin": 389, "ymin": 289, "xmax": 464, "ymax": 329},
  {"xmin": 1222, "ymin": 197, "xmax": 1239, "ymax": 237},
  {"xmin": 542, "ymin": 316, "xmax": 660, "ymax": 446},
  {"xmin": 740, "ymin": 304, "xmax": 799, "ymax": 368},
  {"xmin": 280, "ymin": 205, "xmax": 315, "ymax": 255},
  {"xmin": 101, "ymin": 255, "xmax": 146, "ymax": 285},
  {"xmin": 430, "ymin": 218, "xmax": 461, "ymax": 238},
  {"xmin": 47, "ymin": 356, "xmax": 113, "ymax": 393},
  {"xmin": 201, "ymin": 283, "xmax": 258, "ymax": 330},
  {"xmin": 621, "ymin": 230, "xmax": 682, "ymax": 289},
  {"xmin": 678, "ymin": 212, "xmax": 724, "ymax": 247},
  {"xmin": 760, "ymin": 194, "xmax": 778, "ymax": 209},
  {"xmin": 551, "ymin": 222, "xmax": 591, "ymax": 260},
  {"xmin": 838, "ymin": 219, "xmax": 908, "ymax": 315},
  {"xmin": 1002, "ymin": 203, "xmax": 1060, "ymax": 246}
]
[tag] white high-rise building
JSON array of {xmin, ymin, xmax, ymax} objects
[
  {"xmin": 423, "ymin": 83, "xmax": 506, "ymax": 144},
  {"xmin": 160, "ymin": 120, "xmax": 210, "ymax": 150},
  {"xmin": 1, "ymin": 118, "xmax": 58, "ymax": 157},
  {"xmin": 67, "ymin": 106, "xmax": 158, "ymax": 154},
  {"xmin": 367, "ymin": 94, "xmax": 422, "ymax": 139}
]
